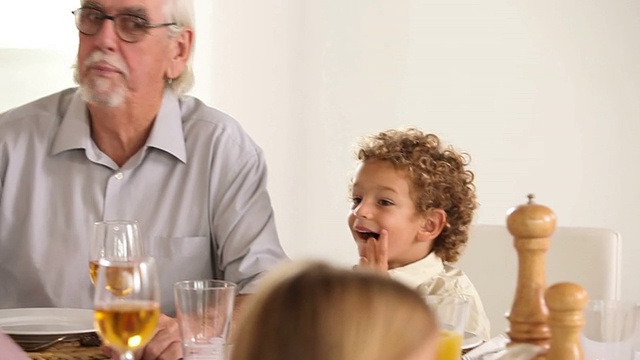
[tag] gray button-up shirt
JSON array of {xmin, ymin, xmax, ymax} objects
[{"xmin": 0, "ymin": 88, "xmax": 288, "ymax": 314}]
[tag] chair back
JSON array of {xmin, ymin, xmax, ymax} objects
[{"xmin": 456, "ymin": 224, "xmax": 621, "ymax": 337}]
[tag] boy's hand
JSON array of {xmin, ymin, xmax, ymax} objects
[{"xmin": 357, "ymin": 229, "xmax": 389, "ymax": 273}]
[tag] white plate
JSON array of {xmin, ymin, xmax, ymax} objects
[
  {"xmin": 0, "ymin": 308, "xmax": 94, "ymax": 336},
  {"xmin": 463, "ymin": 331, "xmax": 483, "ymax": 350}
]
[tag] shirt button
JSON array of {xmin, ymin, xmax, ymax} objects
[{"xmin": 114, "ymin": 172, "xmax": 124, "ymax": 180}]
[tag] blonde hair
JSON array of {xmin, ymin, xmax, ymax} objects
[
  {"xmin": 232, "ymin": 262, "xmax": 437, "ymax": 360},
  {"xmin": 355, "ymin": 128, "xmax": 477, "ymax": 262}
]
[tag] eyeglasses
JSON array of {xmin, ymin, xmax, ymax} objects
[{"xmin": 72, "ymin": 7, "xmax": 177, "ymax": 43}]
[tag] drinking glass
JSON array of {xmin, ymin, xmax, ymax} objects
[
  {"xmin": 89, "ymin": 220, "xmax": 143, "ymax": 285},
  {"xmin": 94, "ymin": 257, "xmax": 160, "ymax": 360},
  {"xmin": 425, "ymin": 294, "xmax": 470, "ymax": 360},
  {"xmin": 581, "ymin": 299, "xmax": 638, "ymax": 360},
  {"xmin": 174, "ymin": 280, "xmax": 237, "ymax": 360}
]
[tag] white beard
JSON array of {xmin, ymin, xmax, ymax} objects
[
  {"xmin": 74, "ymin": 51, "xmax": 129, "ymax": 107},
  {"xmin": 79, "ymin": 76, "xmax": 126, "ymax": 107}
]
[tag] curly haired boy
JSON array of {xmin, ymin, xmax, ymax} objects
[{"xmin": 349, "ymin": 128, "xmax": 490, "ymax": 339}]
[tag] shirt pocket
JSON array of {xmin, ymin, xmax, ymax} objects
[{"xmin": 148, "ymin": 236, "xmax": 210, "ymax": 258}]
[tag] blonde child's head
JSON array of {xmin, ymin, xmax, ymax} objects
[
  {"xmin": 231, "ymin": 261, "xmax": 438, "ymax": 360},
  {"xmin": 350, "ymin": 128, "xmax": 477, "ymax": 263}
]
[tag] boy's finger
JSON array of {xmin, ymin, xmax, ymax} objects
[
  {"xmin": 358, "ymin": 256, "xmax": 369, "ymax": 268},
  {"xmin": 377, "ymin": 229, "xmax": 389, "ymax": 259}
]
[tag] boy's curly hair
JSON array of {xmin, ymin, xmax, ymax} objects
[{"xmin": 356, "ymin": 128, "xmax": 477, "ymax": 263}]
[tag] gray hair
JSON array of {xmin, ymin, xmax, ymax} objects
[
  {"xmin": 163, "ymin": 0, "xmax": 195, "ymax": 95},
  {"xmin": 74, "ymin": 0, "xmax": 195, "ymax": 95}
]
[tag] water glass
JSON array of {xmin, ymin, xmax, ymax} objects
[
  {"xmin": 174, "ymin": 280, "xmax": 236, "ymax": 360},
  {"xmin": 426, "ymin": 295, "xmax": 470, "ymax": 360},
  {"xmin": 582, "ymin": 299, "xmax": 638, "ymax": 360}
]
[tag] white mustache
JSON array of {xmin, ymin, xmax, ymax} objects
[{"xmin": 84, "ymin": 51, "xmax": 130, "ymax": 78}]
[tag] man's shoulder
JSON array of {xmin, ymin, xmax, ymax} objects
[
  {"xmin": 178, "ymin": 95, "xmax": 261, "ymax": 154},
  {"xmin": 0, "ymin": 88, "xmax": 76, "ymax": 129},
  {"xmin": 178, "ymin": 95, "xmax": 241, "ymax": 129}
]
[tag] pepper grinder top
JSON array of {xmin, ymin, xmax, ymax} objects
[{"xmin": 507, "ymin": 194, "xmax": 557, "ymax": 238}]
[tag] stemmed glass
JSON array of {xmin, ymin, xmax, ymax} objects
[
  {"xmin": 94, "ymin": 257, "xmax": 160, "ymax": 360},
  {"xmin": 89, "ymin": 220, "xmax": 143, "ymax": 285}
]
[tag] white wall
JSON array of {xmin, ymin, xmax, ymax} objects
[
  {"xmin": 2, "ymin": 1, "xmax": 639, "ymax": 301},
  {"xmin": 199, "ymin": 0, "xmax": 640, "ymax": 302},
  {"xmin": 0, "ymin": 0, "xmax": 77, "ymax": 110}
]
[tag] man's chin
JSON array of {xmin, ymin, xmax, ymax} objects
[{"xmin": 79, "ymin": 86, "xmax": 125, "ymax": 108}]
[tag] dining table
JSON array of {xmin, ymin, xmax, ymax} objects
[
  {"xmin": 26, "ymin": 338, "xmax": 108, "ymax": 360},
  {"xmin": 27, "ymin": 340, "xmax": 109, "ymax": 360}
]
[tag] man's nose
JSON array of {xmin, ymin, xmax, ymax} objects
[{"xmin": 91, "ymin": 19, "xmax": 119, "ymax": 51}]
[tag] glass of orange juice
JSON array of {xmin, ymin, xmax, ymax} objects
[{"xmin": 425, "ymin": 295, "xmax": 469, "ymax": 360}]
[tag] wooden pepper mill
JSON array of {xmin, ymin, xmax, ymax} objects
[
  {"xmin": 545, "ymin": 282, "xmax": 588, "ymax": 360},
  {"xmin": 506, "ymin": 194, "xmax": 556, "ymax": 352}
]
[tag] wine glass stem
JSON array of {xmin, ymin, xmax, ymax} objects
[{"xmin": 121, "ymin": 350, "xmax": 135, "ymax": 360}]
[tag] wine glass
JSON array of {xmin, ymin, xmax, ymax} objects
[
  {"xmin": 94, "ymin": 257, "xmax": 160, "ymax": 360},
  {"xmin": 89, "ymin": 220, "xmax": 143, "ymax": 285}
]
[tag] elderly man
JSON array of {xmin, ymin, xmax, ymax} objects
[{"xmin": 0, "ymin": 0, "xmax": 288, "ymax": 358}]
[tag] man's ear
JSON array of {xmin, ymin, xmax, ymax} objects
[
  {"xmin": 417, "ymin": 209, "xmax": 447, "ymax": 242},
  {"xmin": 165, "ymin": 28, "xmax": 194, "ymax": 80}
]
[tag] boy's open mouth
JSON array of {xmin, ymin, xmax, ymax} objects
[{"xmin": 356, "ymin": 231, "xmax": 380, "ymax": 240}]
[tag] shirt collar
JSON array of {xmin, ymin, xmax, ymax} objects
[
  {"xmin": 387, "ymin": 251, "xmax": 444, "ymax": 289},
  {"xmin": 50, "ymin": 90, "xmax": 92, "ymax": 155},
  {"xmin": 50, "ymin": 88, "xmax": 187, "ymax": 163},
  {"xmin": 144, "ymin": 89, "xmax": 187, "ymax": 163}
]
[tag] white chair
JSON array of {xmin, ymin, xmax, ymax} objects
[{"xmin": 456, "ymin": 224, "xmax": 622, "ymax": 337}]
